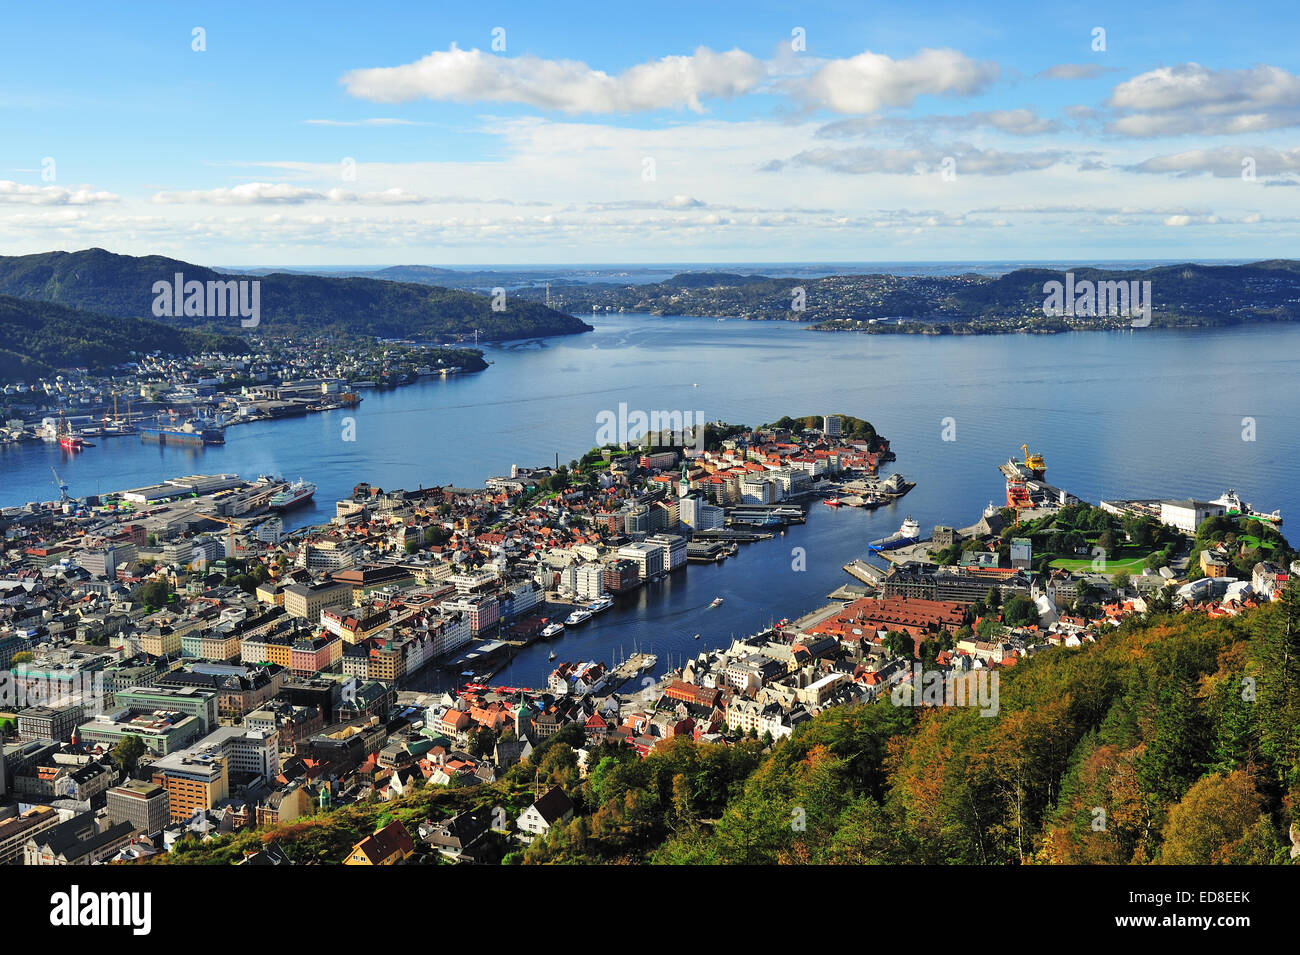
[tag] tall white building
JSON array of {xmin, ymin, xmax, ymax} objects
[
  {"xmin": 646, "ymin": 534, "xmax": 688, "ymax": 572},
  {"xmin": 680, "ymin": 496, "xmax": 725, "ymax": 530},
  {"xmin": 618, "ymin": 542, "xmax": 665, "ymax": 580},
  {"xmin": 576, "ymin": 563, "xmax": 606, "ymax": 599},
  {"xmin": 739, "ymin": 477, "xmax": 777, "ymax": 505}
]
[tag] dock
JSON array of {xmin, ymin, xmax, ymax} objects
[
  {"xmin": 827, "ymin": 584, "xmax": 871, "ymax": 601},
  {"xmin": 843, "ymin": 559, "xmax": 886, "ymax": 587},
  {"xmin": 841, "ymin": 473, "xmax": 914, "ymax": 500},
  {"xmin": 605, "ymin": 653, "xmax": 658, "ymax": 691},
  {"xmin": 726, "ymin": 504, "xmax": 807, "ymax": 525},
  {"xmin": 694, "ymin": 528, "xmax": 772, "ymax": 542},
  {"xmin": 879, "ymin": 540, "xmax": 935, "ymax": 564}
]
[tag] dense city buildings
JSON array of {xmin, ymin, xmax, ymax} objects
[{"xmin": 1, "ymin": 401, "xmax": 1296, "ymax": 872}]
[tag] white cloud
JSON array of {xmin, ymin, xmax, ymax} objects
[
  {"xmin": 1131, "ymin": 146, "xmax": 1300, "ymax": 178},
  {"xmin": 585, "ymin": 195, "xmax": 706, "ymax": 211},
  {"xmin": 343, "ymin": 44, "xmax": 766, "ymax": 113},
  {"xmin": 1037, "ymin": 64, "xmax": 1111, "ymax": 81},
  {"xmin": 792, "ymin": 48, "xmax": 999, "ymax": 114},
  {"xmin": 151, "ymin": 182, "xmax": 532, "ymax": 206},
  {"xmin": 324, "ymin": 187, "xmax": 430, "ymax": 204},
  {"xmin": 1106, "ymin": 63, "xmax": 1300, "ymax": 136},
  {"xmin": 152, "ymin": 182, "xmax": 324, "ymax": 205},
  {"xmin": 0, "ymin": 180, "xmax": 119, "ymax": 205},
  {"xmin": 768, "ymin": 143, "xmax": 1066, "ymax": 176},
  {"xmin": 817, "ymin": 107, "xmax": 1058, "ymax": 137}
]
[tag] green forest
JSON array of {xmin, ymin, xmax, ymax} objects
[
  {"xmin": 0, "ymin": 248, "xmax": 592, "ymax": 346},
  {"xmin": 0, "ymin": 294, "xmax": 246, "ymax": 382},
  {"xmin": 765, "ymin": 413, "xmax": 881, "ymax": 447}
]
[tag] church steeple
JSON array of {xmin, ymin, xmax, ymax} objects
[{"xmin": 516, "ymin": 692, "xmax": 529, "ymax": 738}]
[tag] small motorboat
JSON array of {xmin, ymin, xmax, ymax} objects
[{"xmin": 709, "ymin": 597, "xmax": 724, "ymax": 608}]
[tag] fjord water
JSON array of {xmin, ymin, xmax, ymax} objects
[{"xmin": 5, "ymin": 316, "xmax": 1298, "ymax": 687}]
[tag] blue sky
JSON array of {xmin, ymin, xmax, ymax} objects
[{"xmin": 3, "ymin": 0, "xmax": 1299, "ymax": 264}]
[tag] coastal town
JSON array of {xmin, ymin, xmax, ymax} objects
[
  {"xmin": 0, "ymin": 337, "xmax": 485, "ymax": 449},
  {"xmin": 0, "ymin": 410, "xmax": 1293, "ymax": 865}
]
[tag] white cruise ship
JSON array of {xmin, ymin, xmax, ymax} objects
[{"xmin": 269, "ymin": 478, "xmax": 316, "ymax": 511}]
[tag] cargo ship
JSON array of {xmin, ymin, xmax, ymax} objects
[
  {"xmin": 1001, "ymin": 444, "xmax": 1048, "ymax": 510},
  {"xmin": 868, "ymin": 516, "xmax": 922, "ymax": 552},
  {"xmin": 1212, "ymin": 489, "xmax": 1283, "ymax": 526},
  {"xmin": 268, "ymin": 478, "xmax": 316, "ymax": 511},
  {"xmin": 140, "ymin": 420, "xmax": 225, "ymax": 446},
  {"xmin": 55, "ymin": 412, "xmax": 87, "ymax": 451}
]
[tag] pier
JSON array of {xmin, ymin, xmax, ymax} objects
[
  {"xmin": 843, "ymin": 559, "xmax": 886, "ymax": 587},
  {"xmin": 694, "ymin": 528, "xmax": 772, "ymax": 542},
  {"xmin": 605, "ymin": 653, "xmax": 658, "ymax": 691}
]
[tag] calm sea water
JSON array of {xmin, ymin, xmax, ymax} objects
[{"xmin": 5, "ymin": 316, "xmax": 1297, "ymax": 688}]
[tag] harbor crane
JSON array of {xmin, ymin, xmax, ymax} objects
[
  {"xmin": 1020, "ymin": 443, "xmax": 1046, "ymax": 476},
  {"xmin": 50, "ymin": 466, "xmax": 70, "ymax": 503},
  {"xmin": 197, "ymin": 513, "xmax": 242, "ymax": 559}
]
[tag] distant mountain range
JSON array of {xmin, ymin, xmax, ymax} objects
[
  {"xmin": 497, "ymin": 260, "xmax": 1300, "ymax": 329},
  {"xmin": 0, "ymin": 248, "xmax": 593, "ymax": 345}
]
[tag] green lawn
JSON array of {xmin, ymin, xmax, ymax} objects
[{"xmin": 1049, "ymin": 555, "xmax": 1150, "ymax": 573}]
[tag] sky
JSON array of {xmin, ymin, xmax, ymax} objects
[{"xmin": 3, "ymin": 0, "xmax": 1299, "ymax": 266}]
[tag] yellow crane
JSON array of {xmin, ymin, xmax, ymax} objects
[
  {"xmin": 198, "ymin": 513, "xmax": 242, "ymax": 559},
  {"xmin": 1020, "ymin": 444, "xmax": 1046, "ymax": 475}
]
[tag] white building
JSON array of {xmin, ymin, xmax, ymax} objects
[
  {"xmin": 646, "ymin": 534, "xmax": 687, "ymax": 572},
  {"xmin": 197, "ymin": 726, "xmax": 280, "ymax": 781},
  {"xmin": 1159, "ymin": 499, "xmax": 1227, "ymax": 535},
  {"xmin": 617, "ymin": 542, "xmax": 665, "ymax": 580},
  {"xmin": 679, "ymin": 496, "xmax": 724, "ymax": 530},
  {"xmin": 576, "ymin": 563, "xmax": 606, "ymax": 600},
  {"xmin": 739, "ymin": 477, "xmax": 777, "ymax": 505},
  {"xmin": 518, "ymin": 786, "xmax": 574, "ymax": 836},
  {"xmin": 254, "ymin": 517, "xmax": 283, "ymax": 545}
]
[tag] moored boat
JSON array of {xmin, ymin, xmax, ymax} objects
[
  {"xmin": 868, "ymin": 516, "xmax": 922, "ymax": 552},
  {"xmin": 269, "ymin": 478, "xmax": 316, "ymax": 511}
]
